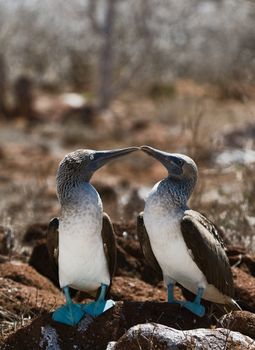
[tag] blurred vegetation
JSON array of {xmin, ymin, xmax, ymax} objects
[{"xmin": 0, "ymin": 0, "xmax": 255, "ymax": 110}]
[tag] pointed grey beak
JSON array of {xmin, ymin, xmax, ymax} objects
[
  {"xmin": 141, "ymin": 145, "xmax": 170, "ymax": 165},
  {"xmin": 92, "ymin": 147, "xmax": 139, "ymax": 171},
  {"xmin": 140, "ymin": 145, "xmax": 181, "ymax": 173}
]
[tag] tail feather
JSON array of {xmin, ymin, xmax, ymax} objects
[
  {"xmin": 214, "ymin": 299, "xmax": 241, "ymax": 314},
  {"xmin": 228, "ymin": 299, "xmax": 242, "ymax": 311}
]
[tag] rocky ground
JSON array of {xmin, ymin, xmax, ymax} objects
[
  {"xmin": 0, "ymin": 221, "xmax": 255, "ymax": 349},
  {"xmin": 1, "ymin": 81, "xmax": 255, "ymax": 349}
]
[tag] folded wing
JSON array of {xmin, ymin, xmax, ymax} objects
[
  {"xmin": 181, "ymin": 210, "xmax": 234, "ymax": 297},
  {"xmin": 137, "ymin": 212, "xmax": 162, "ymax": 277}
]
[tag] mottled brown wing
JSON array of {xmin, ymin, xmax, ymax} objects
[
  {"xmin": 101, "ymin": 212, "xmax": 116, "ymax": 285},
  {"xmin": 181, "ymin": 210, "xmax": 234, "ymax": 297},
  {"xmin": 46, "ymin": 217, "xmax": 59, "ymax": 276},
  {"xmin": 137, "ymin": 212, "xmax": 162, "ymax": 277}
]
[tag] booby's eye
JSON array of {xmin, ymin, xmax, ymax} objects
[
  {"xmin": 89, "ymin": 154, "xmax": 94, "ymax": 160},
  {"xmin": 176, "ymin": 159, "xmax": 184, "ymax": 167}
]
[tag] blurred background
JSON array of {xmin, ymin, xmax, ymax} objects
[{"xmin": 0, "ymin": 0, "xmax": 255, "ymax": 253}]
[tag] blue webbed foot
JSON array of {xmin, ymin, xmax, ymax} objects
[
  {"xmin": 83, "ymin": 299, "xmax": 115, "ymax": 317},
  {"xmin": 52, "ymin": 303, "xmax": 86, "ymax": 326},
  {"xmin": 181, "ymin": 300, "xmax": 205, "ymax": 317},
  {"xmin": 52, "ymin": 286, "xmax": 86, "ymax": 326},
  {"xmin": 181, "ymin": 287, "xmax": 205, "ymax": 317},
  {"xmin": 83, "ymin": 283, "xmax": 115, "ymax": 317}
]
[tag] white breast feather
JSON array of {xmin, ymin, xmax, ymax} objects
[
  {"xmin": 143, "ymin": 182, "xmax": 229, "ymax": 303},
  {"xmin": 58, "ymin": 183, "xmax": 110, "ymax": 291}
]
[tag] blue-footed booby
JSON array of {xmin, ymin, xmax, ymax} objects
[
  {"xmin": 138, "ymin": 145, "xmax": 240, "ymax": 317},
  {"xmin": 47, "ymin": 147, "xmax": 138, "ymax": 326}
]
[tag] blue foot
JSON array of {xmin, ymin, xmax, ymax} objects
[
  {"xmin": 83, "ymin": 299, "xmax": 115, "ymax": 317},
  {"xmin": 181, "ymin": 287, "xmax": 205, "ymax": 317},
  {"xmin": 52, "ymin": 286, "xmax": 86, "ymax": 326},
  {"xmin": 181, "ymin": 301, "xmax": 205, "ymax": 317},
  {"xmin": 83, "ymin": 283, "xmax": 115, "ymax": 317},
  {"xmin": 52, "ymin": 303, "xmax": 86, "ymax": 326}
]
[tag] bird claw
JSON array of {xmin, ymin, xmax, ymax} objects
[{"xmin": 52, "ymin": 303, "xmax": 86, "ymax": 326}]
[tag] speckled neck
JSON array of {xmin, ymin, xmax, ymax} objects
[
  {"xmin": 57, "ymin": 179, "xmax": 101, "ymax": 213},
  {"xmin": 157, "ymin": 177, "xmax": 195, "ymax": 210},
  {"xmin": 57, "ymin": 178, "xmax": 81, "ymax": 206}
]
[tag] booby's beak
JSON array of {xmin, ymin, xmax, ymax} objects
[
  {"xmin": 140, "ymin": 145, "xmax": 182, "ymax": 174},
  {"xmin": 91, "ymin": 147, "xmax": 139, "ymax": 171}
]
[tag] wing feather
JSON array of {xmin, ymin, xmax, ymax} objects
[
  {"xmin": 137, "ymin": 212, "xmax": 162, "ymax": 277},
  {"xmin": 101, "ymin": 212, "xmax": 116, "ymax": 287},
  {"xmin": 46, "ymin": 217, "xmax": 59, "ymax": 277},
  {"xmin": 181, "ymin": 210, "xmax": 234, "ymax": 297}
]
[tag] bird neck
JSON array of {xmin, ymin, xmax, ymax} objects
[
  {"xmin": 57, "ymin": 179, "xmax": 92, "ymax": 208},
  {"xmin": 157, "ymin": 177, "xmax": 194, "ymax": 210}
]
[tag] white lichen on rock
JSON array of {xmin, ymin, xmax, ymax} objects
[
  {"xmin": 77, "ymin": 314, "xmax": 94, "ymax": 333},
  {"xmin": 106, "ymin": 341, "xmax": 117, "ymax": 350},
  {"xmin": 39, "ymin": 325, "xmax": 61, "ymax": 350}
]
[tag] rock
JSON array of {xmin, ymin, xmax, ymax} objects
[
  {"xmin": 114, "ymin": 222, "xmax": 162, "ymax": 285},
  {"xmin": 2, "ymin": 302, "xmax": 216, "ymax": 350},
  {"xmin": 0, "ymin": 278, "xmax": 63, "ymax": 317},
  {"xmin": 0, "ymin": 261, "xmax": 58, "ymax": 293},
  {"xmin": 112, "ymin": 323, "xmax": 255, "ymax": 350},
  {"xmin": 0, "ymin": 262, "xmax": 63, "ymax": 320},
  {"xmin": 0, "ymin": 278, "xmax": 63, "ymax": 320},
  {"xmin": 228, "ymin": 246, "xmax": 255, "ymax": 277},
  {"xmin": 93, "ymin": 180, "xmax": 119, "ymax": 220},
  {"xmin": 0, "ymin": 254, "xmax": 10, "ymax": 263},
  {"xmin": 23, "ymin": 223, "xmax": 48, "ymax": 244},
  {"xmin": 222, "ymin": 122, "xmax": 255, "ymax": 149},
  {"xmin": 215, "ymin": 148, "xmax": 255, "ymax": 167},
  {"xmin": 122, "ymin": 188, "xmax": 145, "ymax": 221},
  {"xmin": 111, "ymin": 276, "xmax": 167, "ymax": 301},
  {"xmin": 29, "ymin": 241, "xmax": 59, "ymax": 286},
  {"xmin": 220, "ymin": 311, "xmax": 255, "ymax": 339},
  {"xmin": 0, "ymin": 226, "xmax": 14, "ymax": 255},
  {"xmin": 232, "ymin": 267, "xmax": 255, "ymax": 309},
  {"xmin": 106, "ymin": 342, "xmax": 117, "ymax": 350}
]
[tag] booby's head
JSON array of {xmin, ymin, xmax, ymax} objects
[
  {"xmin": 141, "ymin": 145, "xmax": 198, "ymax": 203},
  {"xmin": 57, "ymin": 147, "xmax": 138, "ymax": 203}
]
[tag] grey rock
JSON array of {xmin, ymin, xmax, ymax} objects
[{"xmin": 112, "ymin": 323, "xmax": 255, "ymax": 350}]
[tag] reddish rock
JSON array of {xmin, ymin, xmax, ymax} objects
[
  {"xmin": 0, "ymin": 277, "xmax": 63, "ymax": 319},
  {"xmin": 114, "ymin": 222, "xmax": 162, "ymax": 284},
  {"xmin": 0, "ymin": 261, "xmax": 58, "ymax": 293},
  {"xmin": 29, "ymin": 241, "xmax": 59, "ymax": 286},
  {"xmin": 220, "ymin": 311, "xmax": 255, "ymax": 339},
  {"xmin": 232, "ymin": 267, "xmax": 255, "ymax": 309},
  {"xmin": 23, "ymin": 223, "xmax": 48, "ymax": 244},
  {"xmin": 0, "ymin": 262, "xmax": 63, "ymax": 322},
  {"xmin": 228, "ymin": 246, "xmax": 255, "ymax": 277},
  {"xmin": 111, "ymin": 276, "xmax": 167, "ymax": 302}
]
